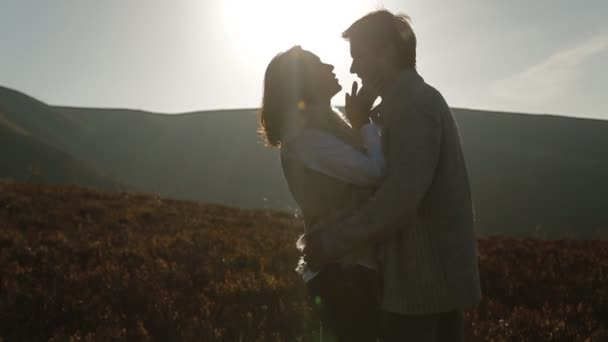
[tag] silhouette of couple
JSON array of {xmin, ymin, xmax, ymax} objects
[{"xmin": 259, "ymin": 10, "xmax": 481, "ymax": 342}]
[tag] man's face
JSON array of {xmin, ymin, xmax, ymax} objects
[{"xmin": 349, "ymin": 39, "xmax": 381, "ymax": 86}]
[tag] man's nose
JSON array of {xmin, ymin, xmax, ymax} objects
[{"xmin": 349, "ymin": 61, "xmax": 357, "ymax": 75}]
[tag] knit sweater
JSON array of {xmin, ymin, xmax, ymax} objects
[
  {"xmin": 279, "ymin": 108, "xmax": 379, "ymax": 268},
  {"xmin": 317, "ymin": 69, "xmax": 482, "ymax": 314}
]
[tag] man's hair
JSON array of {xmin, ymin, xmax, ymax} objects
[{"xmin": 342, "ymin": 9, "xmax": 417, "ymax": 69}]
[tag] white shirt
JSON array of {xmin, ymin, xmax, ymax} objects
[{"xmin": 281, "ymin": 123, "xmax": 385, "ymax": 282}]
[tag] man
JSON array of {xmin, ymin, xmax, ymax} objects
[{"xmin": 303, "ymin": 10, "xmax": 482, "ymax": 341}]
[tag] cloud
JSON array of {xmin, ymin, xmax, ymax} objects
[{"xmin": 493, "ymin": 34, "xmax": 608, "ymax": 105}]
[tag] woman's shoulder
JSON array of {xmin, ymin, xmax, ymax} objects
[{"xmin": 285, "ymin": 126, "xmax": 337, "ymax": 146}]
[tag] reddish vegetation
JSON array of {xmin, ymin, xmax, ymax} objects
[{"xmin": 0, "ymin": 180, "xmax": 606, "ymax": 341}]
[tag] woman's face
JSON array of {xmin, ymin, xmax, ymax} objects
[{"xmin": 301, "ymin": 50, "xmax": 342, "ymax": 103}]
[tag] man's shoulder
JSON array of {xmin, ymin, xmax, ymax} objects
[
  {"xmin": 390, "ymin": 73, "xmax": 445, "ymax": 105},
  {"xmin": 391, "ymin": 80, "xmax": 447, "ymax": 120},
  {"xmin": 381, "ymin": 71, "xmax": 450, "ymax": 126},
  {"xmin": 412, "ymin": 81, "xmax": 452, "ymax": 122},
  {"xmin": 415, "ymin": 80, "xmax": 446, "ymax": 105}
]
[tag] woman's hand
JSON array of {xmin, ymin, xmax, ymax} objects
[
  {"xmin": 345, "ymin": 76, "xmax": 384, "ymax": 130},
  {"xmin": 301, "ymin": 232, "xmax": 327, "ymax": 272}
]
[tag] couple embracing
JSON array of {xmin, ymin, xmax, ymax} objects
[{"xmin": 258, "ymin": 10, "xmax": 481, "ymax": 342}]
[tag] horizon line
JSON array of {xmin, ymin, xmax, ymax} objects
[{"xmin": 1, "ymin": 84, "xmax": 605, "ymax": 121}]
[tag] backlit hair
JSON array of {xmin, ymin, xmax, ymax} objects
[{"xmin": 342, "ymin": 9, "xmax": 417, "ymax": 69}]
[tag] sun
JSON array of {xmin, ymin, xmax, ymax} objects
[{"xmin": 221, "ymin": 0, "xmax": 375, "ymax": 67}]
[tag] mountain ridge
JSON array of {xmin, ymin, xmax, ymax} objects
[{"xmin": 1, "ymin": 85, "xmax": 606, "ymax": 237}]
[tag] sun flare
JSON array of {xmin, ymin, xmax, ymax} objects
[{"xmin": 221, "ymin": 0, "xmax": 375, "ymax": 67}]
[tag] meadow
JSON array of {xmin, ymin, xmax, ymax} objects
[{"xmin": 1, "ymin": 180, "xmax": 607, "ymax": 341}]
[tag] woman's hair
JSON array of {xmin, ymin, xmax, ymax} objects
[
  {"xmin": 258, "ymin": 46, "xmax": 362, "ymax": 149},
  {"xmin": 342, "ymin": 9, "xmax": 417, "ymax": 69},
  {"xmin": 258, "ymin": 46, "xmax": 312, "ymax": 148}
]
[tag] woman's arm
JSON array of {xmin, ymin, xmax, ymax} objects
[{"xmin": 281, "ymin": 123, "xmax": 385, "ymax": 186}]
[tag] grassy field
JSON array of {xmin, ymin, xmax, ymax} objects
[{"xmin": 0, "ymin": 180, "xmax": 607, "ymax": 341}]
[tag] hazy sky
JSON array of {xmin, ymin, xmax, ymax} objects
[{"xmin": 1, "ymin": 0, "xmax": 607, "ymax": 119}]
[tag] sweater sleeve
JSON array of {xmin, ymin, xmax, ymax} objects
[
  {"xmin": 318, "ymin": 92, "xmax": 443, "ymax": 259},
  {"xmin": 282, "ymin": 123, "xmax": 385, "ymax": 187}
]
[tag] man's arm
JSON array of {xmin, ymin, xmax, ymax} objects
[{"xmin": 307, "ymin": 93, "xmax": 443, "ymax": 263}]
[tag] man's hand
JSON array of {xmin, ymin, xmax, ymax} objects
[{"xmin": 301, "ymin": 232, "xmax": 328, "ymax": 272}]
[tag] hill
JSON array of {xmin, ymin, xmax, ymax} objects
[
  {"xmin": 0, "ymin": 180, "xmax": 607, "ymax": 340},
  {"xmin": 0, "ymin": 87, "xmax": 123, "ymax": 190},
  {"xmin": 54, "ymin": 104, "xmax": 608, "ymax": 237},
  {"xmin": 454, "ymin": 109, "xmax": 608, "ymax": 236},
  {"xmin": 54, "ymin": 106, "xmax": 287, "ymax": 209},
  {"xmin": 1, "ymin": 85, "xmax": 607, "ymax": 237},
  {"xmin": 0, "ymin": 116, "xmax": 121, "ymax": 190},
  {"xmin": 0, "ymin": 86, "xmax": 86, "ymax": 153}
]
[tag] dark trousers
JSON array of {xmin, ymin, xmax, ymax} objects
[
  {"xmin": 379, "ymin": 309, "xmax": 464, "ymax": 342},
  {"xmin": 306, "ymin": 264, "xmax": 380, "ymax": 342}
]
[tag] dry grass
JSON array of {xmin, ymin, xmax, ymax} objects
[{"xmin": 0, "ymin": 180, "xmax": 607, "ymax": 341}]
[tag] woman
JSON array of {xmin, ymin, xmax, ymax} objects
[{"xmin": 258, "ymin": 46, "xmax": 384, "ymax": 342}]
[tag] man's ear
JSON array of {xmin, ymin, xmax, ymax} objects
[
  {"xmin": 383, "ymin": 44, "xmax": 398, "ymax": 70},
  {"xmin": 376, "ymin": 43, "xmax": 397, "ymax": 78}
]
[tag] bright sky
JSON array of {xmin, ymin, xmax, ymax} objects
[{"xmin": 1, "ymin": 0, "xmax": 607, "ymax": 119}]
